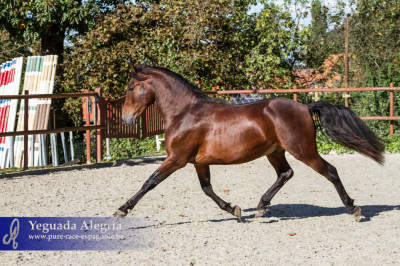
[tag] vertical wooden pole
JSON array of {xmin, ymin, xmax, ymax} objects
[
  {"xmin": 293, "ymin": 85, "xmax": 298, "ymax": 102},
  {"xmin": 141, "ymin": 110, "xmax": 147, "ymax": 139},
  {"xmin": 344, "ymin": 17, "xmax": 350, "ymax": 107},
  {"xmin": 390, "ymin": 83, "xmax": 394, "ymax": 135},
  {"xmin": 23, "ymin": 90, "xmax": 29, "ymax": 169},
  {"xmin": 95, "ymin": 88, "xmax": 103, "ymax": 163}
]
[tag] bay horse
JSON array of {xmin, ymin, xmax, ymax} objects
[{"xmin": 114, "ymin": 65, "xmax": 385, "ymax": 222}]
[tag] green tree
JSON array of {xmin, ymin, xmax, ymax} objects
[
  {"xmin": 246, "ymin": 1, "xmax": 308, "ymax": 88},
  {"xmin": 0, "ymin": 0, "xmax": 123, "ymax": 62},
  {"xmin": 0, "ymin": 29, "xmax": 30, "ymax": 62},
  {"xmin": 347, "ymin": 0, "xmax": 400, "ymax": 134},
  {"xmin": 305, "ymin": 0, "xmax": 330, "ymax": 68},
  {"xmin": 63, "ymin": 0, "xmax": 307, "ymax": 96},
  {"xmin": 349, "ymin": 0, "xmax": 400, "ymax": 87}
]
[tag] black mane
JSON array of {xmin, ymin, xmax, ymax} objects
[{"xmin": 135, "ymin": 65, "xmax": 225, "ymax": 103}]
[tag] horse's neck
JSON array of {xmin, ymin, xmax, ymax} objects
[{"xmin": 153, "ymin": 79, "xmax": 202, "ymax": 123}]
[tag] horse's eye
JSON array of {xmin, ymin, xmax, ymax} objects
[{"xmin": 129, "ymin": 87, "xmax": 134, "ymax": 91}]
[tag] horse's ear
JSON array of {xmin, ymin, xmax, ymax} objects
[
  {"xmin": 130, "ymin": 68, "xmax": 149, "ymax": 81},
  {"xmin": 130, "ymin": 64, "xmax": 138, "ymax": 73}
]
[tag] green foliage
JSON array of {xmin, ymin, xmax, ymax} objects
[
  {"xmin": 0, "ymin": 167, "xmax": 20, "ymax": 174},
  {"xmin": 0, "ymin": 0, "xmax": 123, "ymax": 56},
  {"xmin": 305, "ymin": 0, "xmax": 329, "ymax": 68},
  {"xmin": 245, "ymin": 1, "xmax": 308, "ymax": 87},
  {"xmin": 63, "ymin": 0, "xmax": 307, "ymax": 94},
  {"xmin": 348, "ymin": 90, "xmax": 398, "ymax": 134},
  {"xmin": 342, "ymin": 0, "xmax": 400, "ymax": 134},
  {"xmin": 0, "ymin": 29, "xmax": 30, "ymax": 62},
  {"xmin": 384, "ymin": 133, "xmax": 400, "ymax": 153},
  {"xmin": 107, "ymin": 137, "xmax": 165, "ymax": 160},
  {"xmin": 304, "ymin": 0, "xmax": 346, "ymax": 69},
  {"xmin": 349, "ymin": 0, "xmax": 400, "ymax": 88},
  {"xmin": 62, "ymin": 97, "xmax": 84, "ymax": 126},
  {"xmin": 316, "ymin": 131, "xmax": 400, "ymax": 155},
  {"xmin": 62, "ymin": 0, "xmax": 308, "ymax": 122}
]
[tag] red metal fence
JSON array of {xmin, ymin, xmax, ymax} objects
[
  {"xmin": 141, "ymin": 102, "xmax": 164, "ymax": 138},
  {"xmin": 90, "ymin": 94, "xmax": 164, "ymax": 164},
  {"xmin": 104, "ymin": 97, "xmax": 140, "ymax": 139},
  {"xmin": 101, "ymin": 97, "xmax": 164, "ymax": 139}
]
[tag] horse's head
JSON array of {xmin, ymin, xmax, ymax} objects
[{"xmin": 122, "ymin": 65, "xmax": 156, "ymax": 126}]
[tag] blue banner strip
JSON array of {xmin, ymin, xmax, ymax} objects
[{"xmin": 0, "ymin": 217, "xmax": 153, "ymax": 251}]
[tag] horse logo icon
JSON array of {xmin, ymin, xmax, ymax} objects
[{"xmin": 2, "ymin": 218, "xmax": 19, "ymax": 249}]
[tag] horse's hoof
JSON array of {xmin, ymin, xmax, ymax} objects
[
  {"xmin": 233, "ymin": 205, "xmax": 242, "ymax": 222},
  {"xmin": 255, "ymin": 208, "xmax": 266, "ymax": 218},
  {"xmin": 113, "ymin": 210, "xmax": 128, "ymax": 218},
  {"xmin": 352, "ymin": 206, "xmax": 361, "ymax": 222}
]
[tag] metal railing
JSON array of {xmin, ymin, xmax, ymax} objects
[{"xmin": 0, "ymin": 89, "xmax": 105, "ymax": 169}]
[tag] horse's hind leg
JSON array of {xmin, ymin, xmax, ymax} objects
[
  {"xmin": 194, "ymin": 164, "xmax": 242, "ymax": 221},
  {"xmin": 301, "ymin": 155, "xmax": 361, "ymax": 221},
  {"xmin": 256, "ymin": 148, "xmax": 294, "ymax": 217}
]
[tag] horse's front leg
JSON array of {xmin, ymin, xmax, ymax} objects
[{"xmin": 114, "ymin": 156, "xmax": 186, "ymax": 217}]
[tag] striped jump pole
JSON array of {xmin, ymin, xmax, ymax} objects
[
  {"xmin": 13, "ymin": 55, "xmax": 58, "ymax": 168},
  {"xmin": 35, "ymin": 55, "xmax": 58, "ymax": 166},
  {"xmin": 27, "ymin": 56, "xmax": 44, "ymax": 167},
  {"xmin": 0, "ymin": 57, "xmax": 23, "ymax": 169},
  {"xmin": 14, "ymin": 56, "xmax": 35, "ymax": 168},
  {"xmin": 14, "ymin": 56, "xmax": 41, "ymax": 168}
]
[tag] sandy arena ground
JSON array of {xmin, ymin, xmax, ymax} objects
[{"xmin": 1, "ymin": 153, "xmax": 400, "ymax": 265}]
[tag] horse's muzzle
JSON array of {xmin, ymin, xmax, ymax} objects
[{"xmin": 122, "ymin": 115, "xmax": 137, "ymax": 126}]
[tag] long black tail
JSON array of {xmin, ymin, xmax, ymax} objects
[{"xmin": 308, "ymin": 101, "xmax": 385, "ymax": 164}]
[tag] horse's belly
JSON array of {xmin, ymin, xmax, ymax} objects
[
  {"xmin": 192, "ymin": 111, "xmax": 277, "ymax": 164},
  {"xmin": 194, "ymin": 141, "xmax": 277, "ymax": 165}
]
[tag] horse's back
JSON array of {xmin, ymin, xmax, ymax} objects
[{"xmin": 265, "ymin": 97, "xmax": 312, "ymax": 122}]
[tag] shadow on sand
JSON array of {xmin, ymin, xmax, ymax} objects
[
  {"xmin": 241, "ymin": 204, "xmax": 400, "ymax": 223},
  {"xmin": 110, "ymin": 204, "xmax": 400, "ymax": 231}
]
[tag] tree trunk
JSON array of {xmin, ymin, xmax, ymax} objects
[
  {"xmin": 40, "ymin": 23, "xmax": 65, "ymax": 92},
  {"xmin": 40, "ymin": 24, "xmax": 67, "ymax": 128},
  {"xmin": 41, "ymin": 23, "xmax": 65, "ymax": 59}
]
